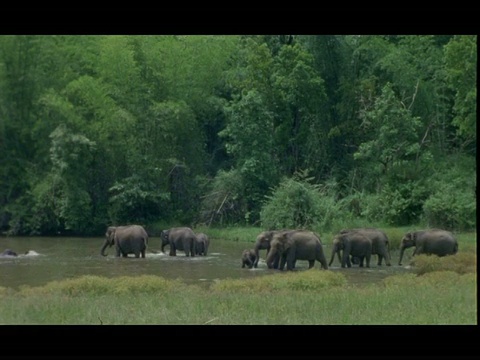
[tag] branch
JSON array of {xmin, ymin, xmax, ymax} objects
[{"xmin": 408, "ymin": 79, "xmax": 420, "ymax": 111}]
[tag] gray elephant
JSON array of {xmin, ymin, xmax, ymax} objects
[
  {"xmin": 398, "ymin": 229, "xmax": 458, "ymax": 265},
  {"xmin": 339, "ymin": 228, "xmax": 391, "ymax": 266},
  {"xmin": 253, "ymin": 230, "xmax": 286, "ymax": 268},
  {"xmin": 266, "ymin": 230, "xmax": 328, "ymax": 271},
  {"xmin": 329, "ymin": 232, "xmax": 372, "ymax": 268},
  {"xmin": 241, "ymin": 249, "xmax": 257, "ymax": 268},
  {"xmin": 1, "ymin": 249, "xmax": 18, "ymax": 257},
  {"xmin": 161, "ymin": 227, "xmax": 196, "ymax": 257},
  {"xmin": 195, "ymin": 232, "xmax": 209, "ymax": 256},
  {"xmin": 101, "ymin": 225, "xmax": 148, "ymax": 258}
]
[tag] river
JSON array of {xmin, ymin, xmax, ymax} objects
[{"xmin": 0, "ymin": 236, "xmax": 411, "ymax": 290}]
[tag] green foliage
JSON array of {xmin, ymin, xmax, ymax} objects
[
  {"xmin": 260, "ymin": 173, "xmax": 347, "ymax": 231},
  {"xmin": 198, "ymin": 169, "xmax": 247, "ymax": 226},
  {"xmin": 108, "ymin": 175, "xmax": 170, "ymax": 224},
  {"xmin": 355, "ymin": 83, "xmax": 423, "ymax": 173},
  {"xmin": 0, "ymin": 35, "xmax": 476, "ymax": 235},
  {"xmin": 444, "ymin": 35, "xmax": 477, "ymax": 146},
  {"xmin": 421, "ymin": 154, "xmax": 476, "ymax": 230}
]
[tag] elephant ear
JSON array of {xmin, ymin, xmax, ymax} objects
[{"xmin": 107, "ymin": 227, "xmax": 116, "ymax": 243}]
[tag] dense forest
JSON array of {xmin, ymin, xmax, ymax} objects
[{"xmin": 0, "ymin": 35, "xmax": 476, "ymax": 236}]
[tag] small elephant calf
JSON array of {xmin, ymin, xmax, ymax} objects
[{"xmin": 241, "ymin": 249, "xmax": 257, "ymax": 269}]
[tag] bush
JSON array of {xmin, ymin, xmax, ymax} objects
[
  {"xmin": 412, "ymin": 253, "xmax": 476, "ymax": 275},
  {"xmin": 198, "ymin": 169, "xmax": 248, "ymax": 226},
  {"xmin": 421, "ymin": 154, "xmax": 476, "ymax": 231},
  {"xmin": 260, "ymin": 174, "xmax": 349, "ymax": 231},
  {"xmin": 17, "ymin": 275, "xmax": 185, "ymax": 297},
  {"xmin": 422, "ymin": 180, "xmax": 476, "ymax": 231}
]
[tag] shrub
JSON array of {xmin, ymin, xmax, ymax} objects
[
  {"xmin": 421, "ymin": 154, "xmax": 476, "ymax": 231},
  {"xmin": 17, "ymin": 275, "xmax": 184, "ymax": 297},
  {"xmin": 198, "ymin": 169, "xmax": 248, "ymax": 226},
  {"xmin": 260, "ymin": 174, "xmax": 348, "ymax": 231},
  {"xmin": 422, "ymin": 180, "xmax": 476, "ymax": 231},
  {"xmin": 412, "ymin": 253, "xmax": 476, "ymax": 275}
]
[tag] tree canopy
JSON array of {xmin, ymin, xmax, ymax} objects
[{"xmin": 0, "ymin": 35, "xmax": 476, "ymax": 235}]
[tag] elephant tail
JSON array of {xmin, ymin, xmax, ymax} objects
[{"xmin": 453, "ymin": 241, "xmax": 458, "ymax": 254}]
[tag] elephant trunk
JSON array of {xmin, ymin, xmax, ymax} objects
[
  {"xmin": 253, "ymin": 245, "xmax": 260, "ymax": 267},
  {"xmin": 266, "ymin": 250, "xmax": 277, "ymax": 269},
  {"xmin": 100, "ymin": 239, "xmax": 110, "ymax": 257},
  {"xmin": 329, "ymin": 246, "xmax": 338, "ymax": 267},
  {"xmin": 398, "ymin": 245, "xmax": 406, "ymax": 265},
  {"xmin": 161, "ymin": 240, "xmax": 168, "ymax": 253}
]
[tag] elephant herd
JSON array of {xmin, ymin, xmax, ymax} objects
[
  {"xmin": 242, "ymin": 228, "xmax": 459, "ymax": 270},
  {"xmin": 98, "ymin": 225, "xmax": 458, "ymax": 272},
  {"xmin": 100, "ymin": 225, "xmax": 209, "ymax": 258}
]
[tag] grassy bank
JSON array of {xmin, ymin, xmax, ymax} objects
[
  {"xmin": 0, "ymin": 253, "xmax": 476, "ymax": 325},
  {"xmin": 194, "ymin": 225, "xmax": 476, "ymax": 251}
]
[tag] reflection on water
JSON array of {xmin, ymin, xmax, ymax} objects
[{"xmin": 0, "ymin": 236, "xmax": 412, "ymax": 289}]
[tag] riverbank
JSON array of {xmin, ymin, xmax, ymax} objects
[{"xmin": 0, "ymin": 251, "xmax": 476, "ymax": 325}]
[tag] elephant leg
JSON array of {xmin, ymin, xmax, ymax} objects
[
  {"xmin": 279, "ymin": 254, "xmax": 287, "ymax": 270},
  {"xmin": 141, "ymin": 249, "xmax": 145, "ymax": 258},
  {"xmin": 122, "ymin": 253, "xmax": 128, "ymax": 258},
  {"xmin": 308, "ymin": 260, "xmax": 315, "ymax": 269},
  {"xmin": 366, "ymin": 254, "xmax": 371, "ymax": 268},
  {"xmin": 359, "ymin": 256, "xmax": 364, "ymax": 267},
  {"xmin": 286, "ymin": 251, "xmax": 296, "ymax": 271},
  {"xmin": 345, "ymin": 253, "xmax": 352, "ymax": 268},
  {"xmin": 273, "ymin": 254, "xmax": 280, "ymax": 269}
]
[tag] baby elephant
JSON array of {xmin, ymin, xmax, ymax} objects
[{"xmin": 241, "ymin": 249, "xmax": 257, "ymax": 268}]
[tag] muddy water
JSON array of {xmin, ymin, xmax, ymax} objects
[{"xmin": 0, "ymin": 236, "xmax": 412, "ymax": 290}]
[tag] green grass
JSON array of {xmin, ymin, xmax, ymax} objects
[
  {"xmin": 0, "ymin": 260, "xmax": 476, "ymax": 324},
  {"xmin": 193, "ymin": 225, "xmax": 262, "ymax": 243}
]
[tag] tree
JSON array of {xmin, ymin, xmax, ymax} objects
[{"xmin": 444, "ymin": 35, "xmax": 477, "ymax": 152}]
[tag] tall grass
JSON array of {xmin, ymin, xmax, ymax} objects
[{"xmin": 0, "ymin": 263, "xmax": 476, "ymax": 325}]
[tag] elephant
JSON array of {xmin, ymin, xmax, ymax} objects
[
  {"xmin": 398, "ymin": 229, "xmax": 458, "ymax": 265},
  {"xmin": 266, "ymin": 230, "xmax": 328, "ymax": 271},
  {"xmin": 101, "ymin": 225, "xmax": 148, "ymax": 258},
  {"xmin": 241, "ymin": 249, "xmax": 257, "ymax": 268},
  {"xmin": 339, "ymin": 228, "xmax": 391, "ymax": 266},
  {"xmin": 1, "ymin": 249, "xmax": 18, "ymax": 257},
  {"xmin": 195, "ymin": 232, "xmax": 209, "ymax": 256},
  {"xmin": 161, "ymin": 227, "xmax": 196, "ymax": 257},
  {"xmin": 329, "ymin": 232, "xmax": 372, "ymax": 268},
  {"xmin": 253, "ymin": 230, "xmax": 287, "ymax": 268}
]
